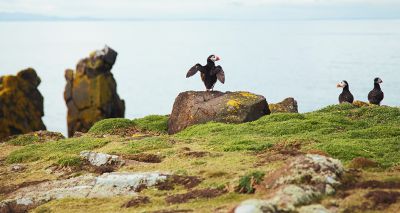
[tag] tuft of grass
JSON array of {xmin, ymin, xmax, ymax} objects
[
  {"xmin": 57, "ymin": 156, "xmax": 83, "ymax": 167},
  {"xmin": 237, "ymin": 171, "xmax": 265, "ymax": 193},
  {"xmin": 88, "ymin": 118, "xmax": 135, "ymax": 134},
  {"xmin": 88, "ymin": 116, "xmax": 168, "ymax": 135},
  {"xmin": 133, "ymin": 115, "xmax": 168, "ymax": 133},
  {"xmin": 6, "ymin": 136, "xmax": 109, "ymax": 164},
  {"xmin": 7, "ymin": 134, "xmax": 40, "ymax": 146}
]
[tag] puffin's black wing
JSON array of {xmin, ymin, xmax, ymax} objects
[
  {"xmin": 186, "ymin": 63, "xmax": 203, "ymax": 78},
  {"xmin": 212, "ymin": 66, "xmax": 225, "ymax": 84}
]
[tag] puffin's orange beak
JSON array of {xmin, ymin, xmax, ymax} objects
[
  {"xmin": 336, "ymin": 83, "xmax": 341, "ymax": 88},
  {"xmin": 216, "ymin": 56, "xmax": 221, "ymax": 61}
]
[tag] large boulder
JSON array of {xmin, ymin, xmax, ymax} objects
[
  {"xmin": 269, "ymin": 97, "xmax": 298, "ymax": 113},
  {"xmin": 64, "ymin": 46, "xmax": 125, "ymax": 137},
  {"xmin": 0, "ymin": 68, "xmax": 46, "ymax": 139},
  {"xmin": 168, "ymin": 91, "xmax": 270, "ymax": 134}
]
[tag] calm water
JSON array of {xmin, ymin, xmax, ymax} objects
[{"xmin": 1, "ymin": 20, "xmax": 400, "ymax": 135}]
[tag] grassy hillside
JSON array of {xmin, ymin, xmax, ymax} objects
[{"xmin": 1, "ymin": 104, "xmax": 400, "ymax": 212}]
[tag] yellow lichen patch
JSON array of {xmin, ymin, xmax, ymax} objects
[
  {"xmin": 227, "ymin": 99, "xmax": 241, "ymax": 111},
  {"xmin": 239, "ymin": 92, "xmax": 257, "ymax": 99}
]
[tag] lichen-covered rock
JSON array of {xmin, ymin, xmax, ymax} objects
[
  {"xmin": 64, "ymin": 46, "xmax": 125, "ymax": 137},
  {"xmin": 168, "ymin": 91, "xmax": 270, "ymax": 134},
  {"xmin": 0, "ymin": 172, "xmax": 168, "ymax": 212},
  {"xmin": 0, "ymin": 68, "xmax": 46, "ymax": 139},
  {"xmin": 269, "ymin": 97, "xmax": 298, "ymax": 113},
  {"xmin": 234, "ymin": 154, "xmax": 344, "ymax": 213},
  {"xmin": 352, "ymin": 100, "xmax": 370, "ymax": 108},
  {"xmin": 80, "ymin": 151, "xmax": 125, "ymax": 167}
]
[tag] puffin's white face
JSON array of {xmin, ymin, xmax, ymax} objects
[
  {"xmin": 336, "ymin": 81, "xmax": 347, "ymax": 88},
  {"xmin": 210, "ymin": 55, "xmax": 220, "ymax": 62},
  {"xmin": 377, "ymin": 78, "xmax": 383, "ymax": 84}
]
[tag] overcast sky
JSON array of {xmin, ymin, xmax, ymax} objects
[{"xmin": 1, "ymin": 0, "xmax": 400, "ymax": 20}]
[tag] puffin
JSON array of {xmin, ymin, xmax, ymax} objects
[
  {"xmin": 336, "ymin": 80, "xmax": 354, "ymax": 104},
  {"xmin": 186, "ymin": 55, "xmax": 225, "ymax": 91},
  {"xmin": 368, "ymin": 77, "xmax": 384, "ymax": 105}
]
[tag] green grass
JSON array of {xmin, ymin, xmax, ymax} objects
[
  {"xmin": 237, "ymin": 171, "xmax": 265, "ymax": 193},
  {"xmin": 133, "ymin": 115, "xmax": 168, "ymax": 133},
  {"xmin": 176, "ymin": 104, "xmax": 400, "ymax": 168},
  {"xmin": 88, "ymin": 115, "xmax": 168, "ymax": 134},
  {"xmin": 6, "ymin": 134, "xmax": 40, "ymax": 146},
  {"xmin": 109, "ymin": 136, "xmax": 173, "ymax": 154},
  {"xmin": 57, "ymin": 156, "xmax": 83, "ymax": 167},
  {"xmin": 6, "ymin": 136, "xmax": 110, "ymax": 164},
  {"xmin": 88, "ymin": 118, "xmax": 135, "ymax": 134}
]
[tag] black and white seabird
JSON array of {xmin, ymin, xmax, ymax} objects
[
  {"xmin": 368, "ymin": 77, "xmax": 384, "ymax": 105},
  {"xmin": 337, "ymin": 80, "xmax": 354, "ymax": 104},
  {"xmin": 186, "ymin": 55, "xmax": 225, "ymax": 91}
]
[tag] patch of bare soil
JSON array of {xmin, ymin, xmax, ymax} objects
[
  {"xmin": 255, "ymin": 141, "xmax": 303, "ymax": 166},
  {"xmin": 0, "ymin": 180, "xmax": 49, "ymax": 195},
  {"xmin": 156, "ymin": 175, "xmax": 202, "ymax": 190},
  {"xmin": 165, "ymin": 188, "xmax": 227, "ymax": 204},
  {"xmin": 342, "ymin": 180, "xmax": 400, "ymax": 190},
  {"xmin": 349, "ymin": 157, "xmax": 378, "ymax": 169},
  {"xmin": 343, "ymin": 190, "xmax": 400, "ymax": 212},
  {"xmin": 364, "ymin": 190, "xmax": 400, "ymax": 210},
  {"xmin": 47, "ymin": 162, "xmax": 116, "ymax": 178},
  {"xmin": 121, "ymin": 196, "xmax": 150, "ymax": 208},
  {"xmin": 123, "ymin": 153, "xmax": 162, "ymax": 163},
  {"xmin": 182, "ymin": 151, "xmax": 210, "ymax": 158}
]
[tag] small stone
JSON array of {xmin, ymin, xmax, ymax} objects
[
  {"xmin": 10, "ymin": 164, "xmax": 26, "ymax": 172},
  {"xmin": 325, "ymin": 184, "xmax": 335, "ymax": 195},
  {"xmin": 80, "ymin": 151, "xmax": 125, "ymax": 167}
]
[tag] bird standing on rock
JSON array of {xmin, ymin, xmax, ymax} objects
[
  {"xmin": 368, "ymin": 77, "xmax": 384, "ymax": 105},
  {"xmin": 186, "ymin": 55, "xmax": 225, "ymax": 91},
  {"xmin": 336, "ymin": 80, "xmax": 354, "ymax": 104}
]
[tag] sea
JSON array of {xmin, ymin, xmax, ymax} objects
[{"xmin": 1, "ymin": 20, "xmax": 400, "ymax": 135}]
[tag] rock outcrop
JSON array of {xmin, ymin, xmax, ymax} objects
[
  {"xmin": 64, "ymin": 46, "xmax": 125, "ymax": 137},
  {"xmin": 269, "ymin": 97, "xmax": 298, "ymax": 113},
  {"xmin": 0, "ymin": 68, "xmax": 46, "ymax": 139},
  {"xmin": 234, "ymin": 154, "xmax": 344, "ymax": 213},
  {"xmin": 0, "ymin": 172, "xmax": 168, "ymax": 212},
  {"xmin": 168, "ymin": 91, "xmax": 270, "ymax": 134}
]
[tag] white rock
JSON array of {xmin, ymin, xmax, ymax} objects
[{"xmin": 80, "ymin": 151, "xmax": 125, "ymax": 167}]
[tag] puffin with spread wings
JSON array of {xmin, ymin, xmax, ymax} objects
[{"xmin": 186, "ymin": 55, "xmax": 225, "ymax": 91}]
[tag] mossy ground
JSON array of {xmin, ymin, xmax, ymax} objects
[{"xmin": 1, "ymin": 104, "xmax": 400, "ymax": 212}]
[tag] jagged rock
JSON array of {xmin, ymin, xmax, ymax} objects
[
  {"xmin": 234, "ymin": 154, "xmax": 344, "ymax": 213},
  {"xmin": 0, "ymin": 172, "xmax": 168, "ymax": 212},
  {"xmin": 168, "ymin": 91, "xmax": 270, "ymax": 134},
  {"xmin": 80, "ymin": 151, "xmax": 125, "ymax": 167},
  {"xmin": 64, "ymin": 45, "xmax": 125, "ymax": 137},
  {"xmin": 0, "ymin": 68, "xmax": 46, "ymax": 139},
  {"xmin": 269, "ymin": 97, "xmax": 298, "ymax": 113}
]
